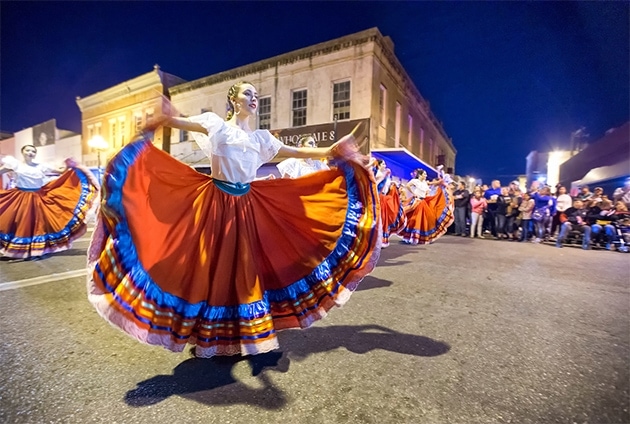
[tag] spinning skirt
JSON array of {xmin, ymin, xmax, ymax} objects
[
  {"xmin": 0, "ymin": 167, "xmax": 99, "ymax": 258},
  {"xmin": 380, "ymin": 185, "xmax": 406, "ymax": 248},
  {"xmin": 400, "ymin": 186, "xmax": 454, "ymax": 245},
  {"xmin": 87, "ymin": 140, "xmax": 381, "ymax": 358}
]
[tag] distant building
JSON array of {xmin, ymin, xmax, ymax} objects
[
  {"xmin": 75, "ymin": 65, "xmax": 186, "ymax": 168},
  {"xmin": 559, "ymin": 122, "xmax": 630, "ymax": 195},
  {"xmin": 168, "ymin": 27, "xmax": 456, "ymax": 178},
  {"xmin": 525, "ymin": 150, "xmax": 573, "ymax": 191}
]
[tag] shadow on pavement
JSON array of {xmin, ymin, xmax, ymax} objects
[
  {"xmin": 355, "ymin": 275, "xmax": 393, "ymax": 291},
  {"xmin": 124, "ymin": 324, "xmax": 449, "ymax": 409}
]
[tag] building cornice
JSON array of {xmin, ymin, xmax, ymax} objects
[
  {"xmin": 169, "ymin": 27, "xmax": 455, "ymax": 153},
  {"xmin": 170, "ymin": 28, "xmax": 384, "ymax": 95},
  {"xmin": 76, "ymin": 66, "xmax": 184, "ymax": 111}
]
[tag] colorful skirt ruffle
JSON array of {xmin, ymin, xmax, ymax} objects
[
  {"xmin": 87, "ymin": 139, "xmax": 381, "ymax": 358},
  {"xmin": 380, "ymin": 185, "xmax": 406, "ymax": 248},
  {"xmin": 399, "ymin": 186, "xmax": 454, "ymax": 245},
  {"xmin": 0, "ymin": 166, "xmax": 99, "ymax": 258}
]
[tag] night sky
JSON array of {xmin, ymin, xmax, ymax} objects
[{"xmin": 1, "ymin": 1, "xmax": 628, "ymax": 183}]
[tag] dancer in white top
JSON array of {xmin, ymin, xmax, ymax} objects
[{"xmin": 276, "ymin": 134, "xmax": 329, "ymax": 178}]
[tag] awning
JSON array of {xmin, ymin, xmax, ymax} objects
[
  {"xmin": 571, "ymin": 158, "xmax": 630, "ymax": 186},
  {"xmin": 370, "ymin": 148, "xmax": 438, "ymax": 180}
]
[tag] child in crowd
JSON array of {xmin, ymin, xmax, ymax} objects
[
  {"xmin": 518, "ymin": 192, "xmax": 534, "ymax": 242},
  {"xmin": 470, "ymin": 187, "xmax": 487, "ymax": 238}
]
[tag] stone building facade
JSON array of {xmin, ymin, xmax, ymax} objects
[
  {"xmin": 75, "ymin": 65, "xmax": 186, "ymax": 168},
  {"xmin": 168, "ymin": 27, "xmax": 456, "ymax": 175}
]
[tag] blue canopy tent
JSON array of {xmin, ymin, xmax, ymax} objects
[{"xmin": 370, "ymin": 148, "xmax": 438, "ymax": 181}]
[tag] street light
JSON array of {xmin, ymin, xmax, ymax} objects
[{"xmin": 88, "ymin": 135, "xmax": 108, "ymax": 181}]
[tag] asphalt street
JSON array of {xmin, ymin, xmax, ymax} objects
[{"xmin": 0, "ymin": 230, "xmax": 628, "ymax": 424}]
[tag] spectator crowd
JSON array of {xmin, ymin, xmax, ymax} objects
[{"xmin": 449, "ymin": 177, "xmax": 630, "ymax": 252}]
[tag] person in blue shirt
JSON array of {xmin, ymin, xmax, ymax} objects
[
  {"xmin": 483, "ymin": 180, "xmax": 502, "ymax": 237},
  {"xmin": 530, "ymin": 184, "xmax": 557, "ymax": 243}
]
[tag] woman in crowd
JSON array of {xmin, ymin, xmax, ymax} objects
[
  {"xmin": 87, "ymin": 81, "xmax": 381, "ymax": 359},
  {"xmin": 0, "ymin": 145, "xmax": 99, "ymax": 259},
  {"xmin": 518, "ymin": 191, "xmax": 534, "ymax": 242},
  {"xmin": 494, "ymin": 187, "xmax": 512, "ymax": 239},
  {"xmin": 276, "ymin": 134, "xmax": 329, "ymax": 178},
  {"xmin": 399, "ymin": 168, "xmax": 453, "ymax": 244},
  {"xmin": 550, "ymin": 185, "xmax": 572, "ymax": 238}
]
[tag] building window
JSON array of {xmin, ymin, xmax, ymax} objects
[
  {"xmin": 379, "ymin": 84, "xmax": 387, "ymax": 127},
  {"xmin": 134, "ymin": 115, "xmax": 142, "ymax": 133},
  {"xmin": 87, "ymin": 125, "xmax": 94, "ymax": 141},
  {"xmin": 119, "ymin": 117, "xmax": 126, "ymax": 146},
  {"xmin": 95, "ymin": 123, "xmax": 102, "ymax": 136},
  {"xmin": 429, "ymin": 138, "xmax": 435, "ymax": 165},
  {"xmin": 145, "ymin": 109, "xmax": 154, "ymax": 125},
  {"xmin": 292, "ymin": 89, "xmax": 307, "ymax": 127},
  {"xmin": 419, "ymin": 127, "xmax": 424, "ymax": 157},
  {"xmin": 332, "ymin": 81, "xmax": 351, "ymax": 121},
  {"xmin": 407, "ymin": 115, "xmax": 413, "ymax": 148},
  {"xmin": 109, "ymin": 120, "xmax": 117, "ymax": 148},
  {"xmin": 394, "ymin": 102, "xmax": 401, "ymax": 147},
  {"xmin": 258, "ymin": 96, "xmax": 271, "ymax": 129},
  {"xmin": 179, "ymin": 130, "xmax": 190, "ymax": 143}
]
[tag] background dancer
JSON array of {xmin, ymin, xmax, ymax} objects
[
  {"xmin": 399, "ymin": 168, "xmax": 454, "ymax": 245},
  {"xmin": 372, "ymin": 159, "xmax": 405, "ymax": 248},
  {"xmin": 87, "ymin": 81, "xmax": 381, "ymax": 359},
  {"xmin": 0, "ymin": 145, "xmax": 99, "ymax": 259},
  {"xmin": 276, "ymin": 134, "xmax": 329, "ymax": 178}
]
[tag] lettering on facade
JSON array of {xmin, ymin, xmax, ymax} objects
[{"xmin": 270, "ymin": 118, "xmax": 369, "ymax": 148}]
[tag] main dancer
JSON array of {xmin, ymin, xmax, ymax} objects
[
  {"xmin": 87, "ymin": 81, "xmax": 381, "ymax": 358},
  {"xmin": 0, "ymin": 145, "xmax": 99, "ymax": 259}
]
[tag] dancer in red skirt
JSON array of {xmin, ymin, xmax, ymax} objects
[
  {"xmin": 371, "ymin": 159, "xmax": 406, "ymax": 248},
  {"xmin": 87, "ymin": 81, "xmax": 381, "ymax": 358},
  {"xmin": 399, "ymin": 168, "xmax": 454, "ymax": 245},
  {"xmin": 0, "ymin": 145, "xmax": 99, "ymax": 259}
]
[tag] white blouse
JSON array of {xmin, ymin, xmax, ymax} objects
[
  {"xmin": 277, "ymin": 158, "xmax": 329, "ymax": 179},
  {"xmin": 188, "ymin": 112, "xmax": 284, "ymax": 184},
  {"xmin": 3, "ymin": 156, "xmax": 51, "ymax": 189},
  {"xmin": 407, "ymin": 178, "xmax": 430, "ymax": 199}
]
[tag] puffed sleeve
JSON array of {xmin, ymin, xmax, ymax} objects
[
  {"xmin": 188, "ymin": 112, "xmax": 224, "ymax": 137},
  {"xmin": 1, "ymin": 155, "xmax": 19, "ymax": 170},
  {"xmin": 276, "ymin": 158, "xmax": 296, "ymax": 178},
  {"xmin": 187, "ymin": 112, "xmax": 225, "ymax": 159},
  {"xmin": 258, "ymin": 131, "xmax": 284, "ymax": 164}
]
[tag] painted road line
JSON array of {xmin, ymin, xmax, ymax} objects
[{"xmin": 0, "ymin": 269, "xmax": 87, "ymax": 291}]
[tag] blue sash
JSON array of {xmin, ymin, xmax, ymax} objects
[{"xmin": 212, "ymin": 179, "xmax": 251, "ymax": 196}]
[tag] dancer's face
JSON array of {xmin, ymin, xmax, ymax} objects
[
  {"xmin": 21, "ymin": 146, "xmax": 37, "ymax": 161},
  {"xmin": 232, "ymin": 83, "xmax": 259, "ymax": 117}
]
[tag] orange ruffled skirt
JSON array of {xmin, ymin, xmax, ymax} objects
[
  {"xmin": 400, "ymin": 186, "xmax": 454, "ymax": 245},
  {"xmin": 0, "ymin": 167, "xmax": 99, "ymax": 258},
  {"xmin": 379, "ymin": 184, "xmax": 406, "ymax": 247},
  {"xmin": 87, "ymin": 139, "xmax": 381, "ymax": 357}
]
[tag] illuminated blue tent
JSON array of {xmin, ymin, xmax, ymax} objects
[{"xmin": 370, "ymin": 148, "xmax": 438, "ymax": 181}]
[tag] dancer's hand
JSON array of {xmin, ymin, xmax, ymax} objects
[
  {"xmin": 327, "ymin": 121, "xmax": 368, "ymax": 163},
  {"xmin": 64, "ymin": 157, "xmax": 78, "ymax": 168}
]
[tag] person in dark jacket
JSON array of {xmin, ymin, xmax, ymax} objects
[
  {"xmin": 556, "ymin": 199, "xmax": 591, "ymax": 249},
  {"xmin": 453, "ymin": 181, "xmax": 470, "ymax": 236}
]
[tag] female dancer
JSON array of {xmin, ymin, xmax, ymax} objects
[
  {"xmin": 0, "ymin": 145, "xmax": 99, "ymax": 258},
  {"xmin": 87, "ymin": 81, "xmax": 381, "ymax": 358},
  {"xmin": 371, "ymin": 159, "xmax": 405, "ymax": 248},
  {"xmin": 276, "ymin": 134, "xmax": 329, "ymax": 178},
  {"xmin": 399, "ymin": 168, "xmax": 454, "ymax": 244}
]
